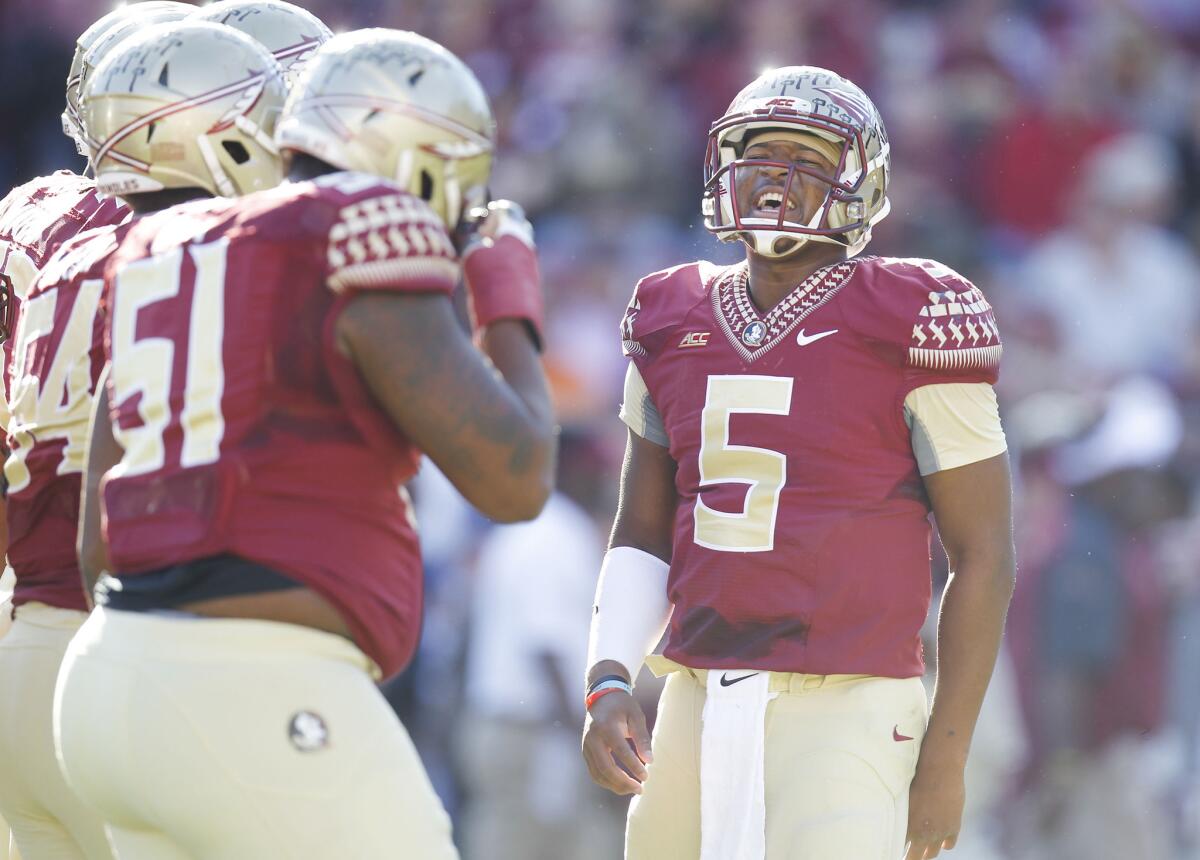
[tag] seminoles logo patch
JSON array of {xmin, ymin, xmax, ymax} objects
[{"xmin": 288, "ymin": 711, "xmax": 330, "ymax": 752}]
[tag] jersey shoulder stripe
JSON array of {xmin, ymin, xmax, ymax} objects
[
  {"xmin": 325, "ymin": 189, "xmax": 458, "ymax": 293},
  {"xmin": 850, "ymin": 256, "xmax": 1002, "ymax": 378}
]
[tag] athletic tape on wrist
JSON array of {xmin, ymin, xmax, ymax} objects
[
  {"xmin": 463, "ymin": 235, "xmax": 544, "ymax": 348},
  {"xmin": 586, "ymin": 545, "xmax": 672, "ymax": 684}
]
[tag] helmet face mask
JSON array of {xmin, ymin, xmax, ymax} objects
[
  {"xmin": 702, "ymin": 66, "xmax": 891, "ymax": 259},
  {"xmin": 85, "ymin": 21, "xmax": 288, "ymax": 199},
  {"xmin": 276, "ymin": 29, "xmax": 496, "ymax": 231}
]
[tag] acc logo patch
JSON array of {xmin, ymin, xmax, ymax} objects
[
  {"xmin": 678, "ymin": 331, "xmax": 711, "ymax": 349},
  {"xmin": 288, "ymin": 711, "xmax": 330, "ymax": 752}
]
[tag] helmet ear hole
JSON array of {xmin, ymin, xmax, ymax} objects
[
  {"xmin": 222, "ymin": 140, "xmax": 251, "ymax": 165},
  {"xmin": 419, "ymin": 169, "xmax": 434, "ymax": 201}
]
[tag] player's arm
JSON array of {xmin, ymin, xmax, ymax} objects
[
  {"xmin": 582, "ymin": 365, "xmax": 677, "ymax": 796},
  {"xmin": 334, "ymin": 201, "xmax": 555, "ymax": 524},
  {"xmin": 77, "ymin": 363, "xmax": 121, "ymax": 601},
  {"xmin": 904, "ymin": 385, "xmax": 1015, "ymax": 860}
]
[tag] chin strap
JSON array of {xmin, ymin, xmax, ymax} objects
[{"xmin": 743, "ymin": 226, "xmax": 847, "ymax": 259}]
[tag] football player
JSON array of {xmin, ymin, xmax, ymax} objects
[
  {"xmin": 581, "ymin": 66, "xmax": 1015, "ymax": 860},
  {"xmin": 190, "ymin": 0, "xmax": 332, "ymax": 85},
  {"xmin": 0, "ymin": 5, "xmax": 197, "ymax": 859},
  {"xmin": 56, "ymin": 29, "xmax": 554, "ymax": 858}
]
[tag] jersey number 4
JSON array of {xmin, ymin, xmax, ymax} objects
[
  {"xmin": 694, "ymin": 374, "xmax": 792, "ymax": 552},
  {"xmin": 6, "ymin": 278, "xmax": 104, "ymax": 493},
  {"xmin": 110, "ymin": 239, "xmax": 228, "ymax": 477}
]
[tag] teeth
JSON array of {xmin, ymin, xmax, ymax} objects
[{"xmin": 756, "ymin": 191, "xmax": 784, "ymax": 210}]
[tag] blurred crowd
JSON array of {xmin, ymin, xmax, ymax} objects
[{"xmin": 4, "ymin": 0, "xmax": 1200, "ymax": 858}]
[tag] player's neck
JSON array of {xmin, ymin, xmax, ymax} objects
[
  {"xmin": 121, "ymin": 188, "xmax": 211, "ymax": 215},
  {"xmin": 744, "ymin": 242, "xmax": 848, "ymax": 313},
  {"xmin": 287, "ymin": 152, "xmax": 341, "ymax": 182}
]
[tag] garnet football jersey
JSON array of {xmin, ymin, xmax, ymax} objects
[
  {"xmin": 621, "ymin": 256, "xmax": 1003, "ymax": 678},
  {"xmin": 5, "ymin": 225, "xmax": 126, "ymax": 612},
  {"xmin": 0, "ymin": 171, "xmax": 128, "ymax": 611},
  {"xmin": 101, "ymin": 172, "xmax": 458, "ymax": 677}
]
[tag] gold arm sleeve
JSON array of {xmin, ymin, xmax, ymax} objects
[
  {"xmin": 904, "ymin": 383, "xmax": 1007, "ymax": 476},
  {"xmin": 619, "ymin": 362, "xmax": 669, "ymax": 448}
]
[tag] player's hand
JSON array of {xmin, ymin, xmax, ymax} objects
[
  {"xmin": 904, "ymin": 756, "xmax": 965, "ymax": 859},
  {"xmin": 460, "ymin": 199, "xmax": 535, "ymax": 254},
  {"xmin": 459, "ymin": 200, "xmax": 543, "ymax": 349},
  {"xmin": 581, "ymin": 691, "xmax": 653, "ymax": 796}
]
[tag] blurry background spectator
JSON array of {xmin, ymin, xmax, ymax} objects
[
  {"xmin": 456, "ymin": 429, "xmax": 623, "ymax": 860},
  {"xmin": 4, "ymin": 0, "xmax": 1200, "ymax": 857}
]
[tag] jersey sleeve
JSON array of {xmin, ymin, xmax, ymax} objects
[
  {"xmin": 79, "ymin": 193, "xmax": 130, "ymax": 232},
  {"xmin": 619, "ymin": 361, "xmax": 668, "ymax": 447},
  {"xmin": 906, "ymin": 265, "xmax": 1001, "ymax": 381},
  {"xmin": 851, "ymin": 257, "xmax": 1002, "ymax": 389},
  {"xmin": 904, "ymin": 382, "xmax": 1007, "ymax": 475},
  {"xmin": 324, "ymin": 186, "xmax": 460, "ymax": 295},
  {"xmin": 620, "ymin": 262, "xmax": 714, "ymax": 370}
]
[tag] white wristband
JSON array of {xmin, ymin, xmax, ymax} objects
[{"xmin": 586, "ymin": 545, "xmax": 672, "ymax": 683}]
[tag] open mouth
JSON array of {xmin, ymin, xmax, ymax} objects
[{"xmin": 750, "ymin": 188, "xmax": 797, "ymax": 217}]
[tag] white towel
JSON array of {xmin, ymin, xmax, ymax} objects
[{"xmin": 700, "ymin": 669, "xmax": 775, "ymax": 860}]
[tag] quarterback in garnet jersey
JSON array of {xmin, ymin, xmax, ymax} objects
[
  {"xmin": 583, "ymin": 67, "xmax": 1014, "ymax": 860},
  {"xmin": 60, "ymin": 30, "xmax": 554, "ymax": 859},
  {"xmin": 624, "ymin": 254, "xmax": 1001, "ymax": 679}
]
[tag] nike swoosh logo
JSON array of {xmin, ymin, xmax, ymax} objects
[
  {"xmin": 796, "ymin": 327, "xmax": 839, "ymax": 346},
  {"xmin": 893, "ymin": 725, "xmax": 914, "ymax": 742},
  {"xmin": 719, "ymin": 672, "xmax": 759, "ymax": 687}
]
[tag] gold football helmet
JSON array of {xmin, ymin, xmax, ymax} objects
[
  {"xmin": 703, "ymin": 66, "xmax": 891, "ymax": 258},
  {"xmin": 276, "ymin": 29, "xmax": 495, "ymax": 229},
  {"xmin": 63, "ymin": 2, "xmax": 194, "ymax": 156},
  {"xmin": 190, "ymin": 0, "xmax": 332, "ymax": 87},
  {"xmin": 85, "ymin": 21, "xmax": 287, "ymax": 198}
]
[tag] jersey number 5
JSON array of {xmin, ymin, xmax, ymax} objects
[
  {"xmin": 694, "ymin": 374, "xmax": 792, "ymax": 552},
  {"xmin": 110, "ymin": 239, "xmax": 228, "ymax": 477}
]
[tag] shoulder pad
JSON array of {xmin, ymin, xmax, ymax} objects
[
  {"xmin": 851, "ymin": 256, "xmax": 1001, "ymax": 375},
  {"xmin": 304, "ymin": 174, "xmax": 457, "ymax": 294},
  {"xmin": 30, "ymin": 224, "xmax": 122, "ymax": 301},
  {"xmin": 621, "ymin": 261, "xmax": 724, "ymax": 360},
  {"xmin": 0, "ymin": 172, "xmax": 125, "ymax": 266}
]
